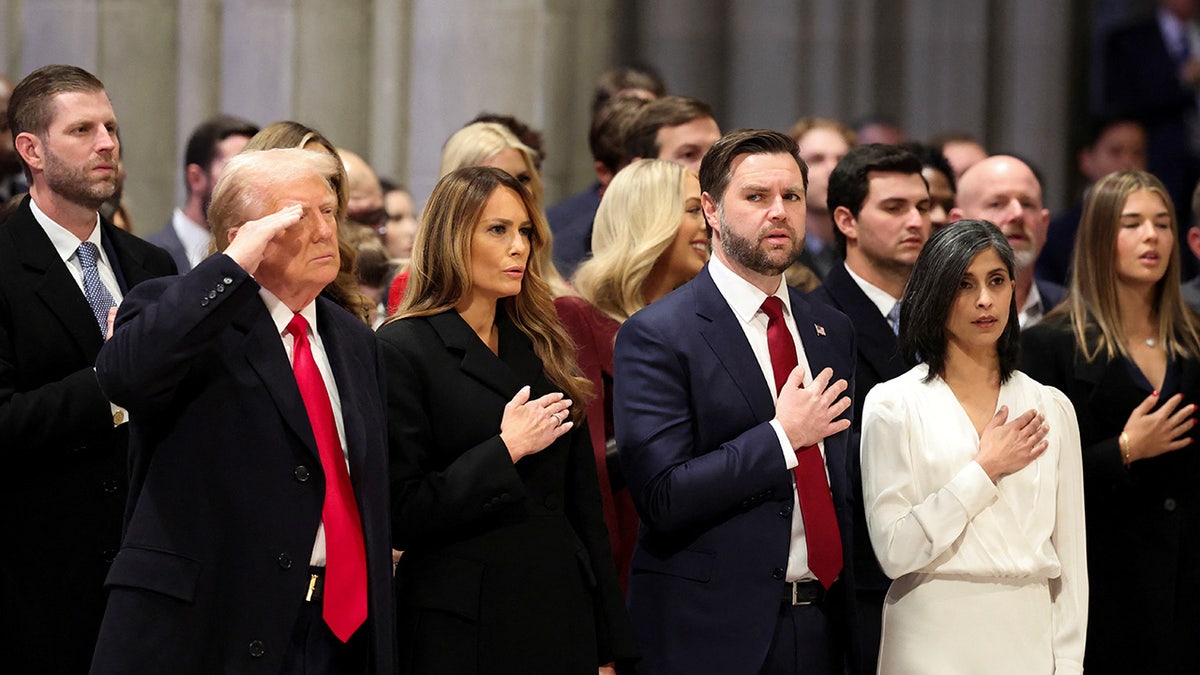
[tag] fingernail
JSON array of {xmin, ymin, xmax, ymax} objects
[{"xmin": 1153, "ymin": 390, "xmax": 1159, "ymax": 397}]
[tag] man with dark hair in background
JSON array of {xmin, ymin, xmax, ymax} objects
[
  {"xmin": 810, "ymin": 143, "xmax": 931, "ymax": 673},
  {"xmin": 624, "ymin": 95, "xmax": 721, "ymax": 175},
  {"xmin": 149, "ymin": 114, "xmax": 259, "ymax": 271},
  {"xmin": 0, "ymin": 63, "xmax": 176, "ymax": 672}
]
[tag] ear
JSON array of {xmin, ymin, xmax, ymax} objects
[
  {"xmin": 14, "ymin": 132, "xmax": 43, "ymax": 173},
  {"xmin": 832, "ymin": 205, "xmax": 857, "ymax": 242},
  {"xmin": 1187, "ymin": 225, "xmax": 1200, "ymax": 260},
  {"xmin": 948, "ymin": 206, "xmax": 965, "ymax": 222},
  {"xmin": 593, "ymin": 160, "xmax": 614, "ymax": 188},
  {"xmin": 185, "ymin": 163, "xmax": 207, "ymax": 196},
  {"xmin": 701, "ymin": 191, "xmax": 720, "ymax": 229}
]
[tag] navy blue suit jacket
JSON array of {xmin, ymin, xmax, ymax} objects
[
  {"xmin": 144, "ymin": 217, "xmax": 192, "ymax": 273},
  {"xmin": 547, "ymin": 183, "xmax": 601, "ymax": 279},
  {"xmin": 90, "ymin": 255, "xmax": 393, "ymax": 674},
  {"xmin": 614, "ymin": 266, "xmax": 858, "ymax": 674}
]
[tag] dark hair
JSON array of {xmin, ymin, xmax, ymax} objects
[
  {"xmin": 9, "ymin": 64, "xmax": 106, "ymax": 181},
  {"xmin": 589, "ymin": 93, "xmax": 650, "ymax": 173},
  {"xmin": 1082, "ymin": 115, "xmax": 1144, "ymax": 150},
  {"xmin": 827, "ymin": 144, "xmax": 925, "ymax": 254},
  {"xmin": 698, "ymin": 129, "xmax": 806, "ymax": 207},
  {"xmin": 469, "ymin": 112, "xmax": 546, "ymax": 170},
  {"xmin": 899, "ymin": 142, "xmax": 956, "ymax": 193},
  {"xmin": 183, "ymin": 115, "xmax": 260, "ymax": 183},
  {"xmin": 930, "ymin": 131, "xmax": 983, "ymax": 152},
  {"xmin": 900, "ymin": 219, "xmax": 1020, "ymax": 383},
  {"xmin": 624, "ymin": 96, "xmax": 716, "ymax": 161},
  {"xmin": 591, "ymin": 64, "xmax": 666, "ymax": 114}
]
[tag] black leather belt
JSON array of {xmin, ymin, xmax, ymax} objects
[
  {"xmin": 305, "ymin": 567, "xmax": 326, "ymax": 603},
  {"xmin": 784, "ymin": 579, "xmax": 825, "ymax": 606}
]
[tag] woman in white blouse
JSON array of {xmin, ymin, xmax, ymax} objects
[{"xmin": 861, "ymin": 219, "xmax": 1088, "ymax": 674}]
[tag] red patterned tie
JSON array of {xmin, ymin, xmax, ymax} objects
[
  {"xmin": 760, "ymin": 296, "xmax": 843, "ymax": 589},
  {"xmin": 286, "ymin": 314, "xmax": 367, "ymax": 641}
]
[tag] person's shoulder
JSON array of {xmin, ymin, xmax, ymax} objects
[
  {"xmin": 376, "ymin": 311, "xmax": 439, "ymax": 348},
  {"xmin": 1022, "ymin": 311, "xmax": 1073, "ymax": 343}
]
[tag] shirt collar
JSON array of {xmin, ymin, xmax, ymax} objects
[
  {"xmin": 259, "ymin": 286, "xmax": 318, "ymax": 337},
  {"xmin": 29, "ymin": 197, "xmax": 104, "ymax": 266},
  {"xmin": 1018, "ymin": 281, "xmax": 1044, "ymax": 327},
  {"xmin": 172, "ymin": 208, "xmax": 212, "ymax": 252},
  {"xmin": 843, "ymin": 262, "xmax": 901, "ymax": 318},
  {"xmin": 707, "ymin": 253, "xmax": 792, "ymax": 325}
]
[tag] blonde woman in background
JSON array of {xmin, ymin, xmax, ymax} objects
[{"xmin": 556, "ymin": 158, "xmax": 709, "ymax": 588}]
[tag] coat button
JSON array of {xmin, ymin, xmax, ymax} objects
[
  {"xmin": 482, "ymin": 502, "xmax": 493, "ymax": 512},
  {"xmin": 1164, "ymin": 498, "xmax": 1178, "ymax": 512},
  {"xmin": 216, "ymin": 283, "xmax": 225, "ymax": 292},
  {"xmin": 102, "ymin": 548, "xmax": 118, "ymax": 563},
  {"xmin": 207, "ymin": 290, "xmax": 217, "ymax": 299},
  {"xmin": 102, "ymin": 479, "xmax": 120, "ymax": 494},
  {"xmin": 779, "ymin": 505, "xmax": 793, "ymax": 518},
  {"xmin": 294, "ymin": 466, "xmax": 310, "ymax": 482},
  {"xmin": 248, "ymin": 640, "xmax": 265, "ymax": 658},
  {"xmin": 277, "ymin": 553, "xmax": 293, "ymax": 569},
  {"xmin": 499, "ymin": 493, "xmax": 513, "ymax": 504},
  {"xmin": 223, "ymin": 277, "xmax": 234, "ymax": 285},
  {"xmin": 543, "ymin": 496, "xmax": 559, "ymax": 510},
  {"xmin": 200, "ymin": 297, "xmax": 209, "ymax": 307},
  {"xmin": 772, "ymin": 567, "xmax": 785, "ymax": 580}
]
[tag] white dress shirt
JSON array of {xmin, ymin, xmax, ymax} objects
[
  {"xmin": 171, "ymin": 207, "xmax": 212, "ymax": 270},
  {"xmin": 31, "ymin": 198, "xmax": 123, "ymax": 305},
  {"xmin": 707, "ymin": 254, "xmax": 829, "ymax": 582},
  {"xmin": 259, "ymin": 288, "xmax": 350, "ymax": 567}
]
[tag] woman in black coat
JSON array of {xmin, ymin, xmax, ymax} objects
[
  {"xmin": 1021, "ymin": 170, "xmax": 1200, "ymax": 674},
  {"xmin": 377, "ymin": 166, "xmax": 635, "ymax": 674}
]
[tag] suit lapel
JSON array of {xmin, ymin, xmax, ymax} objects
[
  {"xmin": 692, "ymin": 269, "xmax": 775, "ymax": 420},
  {"xmin": 822, "ymin": 265, "xmax": 902, "ymax": 379},
  {"xmin": 318, "ymin": 300, "xmax": 371, "ymax": 478},
  {"xmin": 428, "ymin": 308, "xmax": 528, "ymax": 399},
  {"xmin": 236, "ymin": 299, "xmax": 321, "ymax": 461},
  {"xmin": 7, "ymin": 202, "xmax": 104, "ymax": 358}
]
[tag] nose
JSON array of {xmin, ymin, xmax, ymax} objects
[
  {"xmin": 511, "ymin": 231, "xmax": 530, "ymax": 258},
  {"xmin": 766, "ymin": 194, "xmax": 787, "ymax": 221},
  {"xmin": 95, "ymin": 127, "xmax": 117, "ymax": 153},
  {"xmin": 312, "ymin": 211, "xmax": 335, "ymax": 240},
  {"xmin": 1141, "ymin": 219, "xmax": 1159, "ymax": 241},
  {"xmin": 976, "ymin": 286, "xmax": 994, "ymax": 309}
]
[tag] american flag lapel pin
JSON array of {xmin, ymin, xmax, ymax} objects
[{"xmin": 814, "ymin": 323, "xmax": 826, "ymax": 337}]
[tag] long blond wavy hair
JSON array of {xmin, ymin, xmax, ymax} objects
[
  {"xmin": 572, "ymin": 159, "xmax": 695, "ymax": 322},
  {"xmin": 388, "ymin": 166, "xmax": 591, "ymax": 414},
  {"xmin": 1053, "ymin": 169, "xmax": 1200, "ymax": 361}
]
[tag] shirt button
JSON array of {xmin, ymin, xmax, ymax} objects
[
  {"xmin": 277, "ymin": 553, "xmax": 293, "ymax": 570},
  {"xmin": 294, "ymin": 466, "xmax": 310, "ymax": 482},
  {"xmin": 248, "ymin": 640, "xmax": 265, "ymax": 658}
]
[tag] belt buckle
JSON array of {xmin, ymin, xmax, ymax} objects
[{"xmin": 790, "ymin": 581, "xmax": 813, "ymax": 606}]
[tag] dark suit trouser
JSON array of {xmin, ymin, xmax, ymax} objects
[
  {"xmin": 280, "ymin": 601, "xmax": 368, "ymax": 675},
  {"xmin": 760, "ymin": 581, "xmax": 847, "ymax": 675}
]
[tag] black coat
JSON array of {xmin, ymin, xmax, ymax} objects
[
  {"xmin": 89, "ymin": 254, "xmax": 394, "ymax": 674},
  {"xmin": 378, "ymin": 308, "xmax": 636, "ymax": 674},
  {"xmin": 0, "ymin": 197, "xmax": 175, "ymax": 672},
  {"xmin": 1021, "ymin": 315, "xmax": 1200, "ymax": 675}
]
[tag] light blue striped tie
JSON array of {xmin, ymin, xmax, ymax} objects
[
  {"xmin": 887, "ymin": 302, "xmax": 901, "ymax": 337},
  {"xmin": 77, "ymin": 241, "xmax": 116, "ymax": 338}
]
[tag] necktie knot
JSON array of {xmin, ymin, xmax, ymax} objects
[
  {"xmin": 761, "ymin": 295, "xmax": 786, "ymax": 324},
  {"xmin": 286, "ymin": 313, "xmax": 309, "ymax": 343},
  {"xmin": 77, "ymin": 241, "xmax": 100, "ymax": 268}
]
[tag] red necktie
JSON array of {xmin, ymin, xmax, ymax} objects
[
  {"xmin": 761, "ymin": 296, "xmax": 843, "ymax": 589},
  {"xmin": 286, "ymin": 314, "xmax": 367, "ymax": 641}
]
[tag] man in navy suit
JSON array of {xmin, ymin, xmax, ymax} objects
[
  {"xmin": 147, "ymin": 114, "xmax": 258, "ymax": 271},
  {"xmin": 808, "ymin": 144, "xmax": 931, "ymax": 672},
  {"xmin": 951, "ymin": 155, "xmax": 1064, "ymax": 327},
  {"xmin": 614, "ymin": 129, "xmax": 859, "ymax": 675},
  {"xmin": 0, "ymin": 64, "xmax": 177, "ymax": 672},
  {"xmin": 91, "ymin": 148, "xmax": 392, "ymax": 674}
]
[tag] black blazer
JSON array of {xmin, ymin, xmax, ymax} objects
[
  {"xmin": 1021, "ymin": 315, "xmax": 1200, "ymax": 674},
  {"xmin": 378, "ymin": 308, "xmax": 636, "ymax": 674},
  {"xmin": 88, "ymin": 254, "xmax": 393, "ymax": 674},
  {"xmin": 0, "ymin": 197, "xmax": 175, "ymax": 672}
]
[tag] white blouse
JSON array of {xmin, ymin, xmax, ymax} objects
[{"xmin": 861, "ymin": 364, "xmax": 1088, "ymax": 670}]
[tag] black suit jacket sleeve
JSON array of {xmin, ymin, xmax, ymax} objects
[
  {"xmin": 97, "ymin": 254, "xmax": 259, "ymax": 417},
  {"xmin": 1020, "ymin": 321, "xmax": 1129, "ymax": 484}
]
